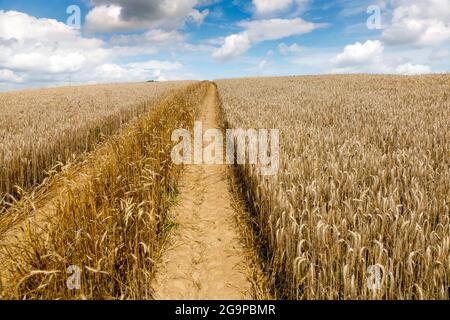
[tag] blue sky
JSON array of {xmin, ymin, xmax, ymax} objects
[{"xmin": 0, "ymin": 0, "xmax": 449, "ymax": 91}]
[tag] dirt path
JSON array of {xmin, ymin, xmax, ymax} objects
[{"xmin": 152, "ymin": 83, "xmax": 252, "ymax": 300}]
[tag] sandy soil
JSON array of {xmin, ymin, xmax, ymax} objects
[{"xmin": 151, "ymin": 83, "xmax": 252, "ymax": 300}]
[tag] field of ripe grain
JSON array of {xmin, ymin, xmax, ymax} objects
[
  {"xmin": 217, "ymin": 75, "xmax": 450, "ymax": 300},
  {"xmin": 1, "ymin": 75, "xmax": 448, "ymax": 301},
  {"xmin": 0, "ymin": 81, "xmax": 193, "ymax": 209},
  {"xmin": 0, "ymin": 82, "xmax": 208, "ymax": 299}
]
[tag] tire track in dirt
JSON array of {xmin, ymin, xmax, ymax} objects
[{"xmin": 151, "ymin": 83, "xmax": 252, "ymax": 300}]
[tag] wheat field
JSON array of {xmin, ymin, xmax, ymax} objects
[
  {"xmin": 0, "ymin": 75, "xmax": 448, "ymax": 300},
  {"xmin": 0, "ymin": 81, "xmax": 193, "ymax": 209},
  {"xmin": 217, "ymin": 75, "xmax": 450, "ymax": 299},
  {"xmin": 0, "ymin": 82, "xmax": 208, "ymax": 299}
]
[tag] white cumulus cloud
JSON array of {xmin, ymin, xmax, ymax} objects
[
  {"xmin": 0, "ymin": 11, "xmax": 109, "ymax": 76},
  {"xmin": 0, "ymin": 69, "xmax": 23, "ymax": 83},
  {"xmin": 94, "ymin": 60, "xmax": 182, "ymax": 82},
  {"xmin": 332, "ymin": 40, "xmax": 384, "ymax": 68},
  {"xmin": 213, "ymin": 18, "xmax": 323, "ymax": 60},
  {"xmin": 0, "ymin": 10, "xmax": 185, "ymax": 89},
  {"xmin": 383, "ymin": 0, "xmax": 450, "ymax": 47},
  {"xmin": 331, "ymin": 39, "xmax": 433, "ymax": 75},
  {"xmin": 212, "ymin": 34, "xmax": 251, "ymax": 60},
  {"xmin": 395, "ymin": 63, "xmax": 431, "ymax": 75},
  {"xmin": 252, "ymin": 0, "xmax": 309, "ymax": 16}
]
